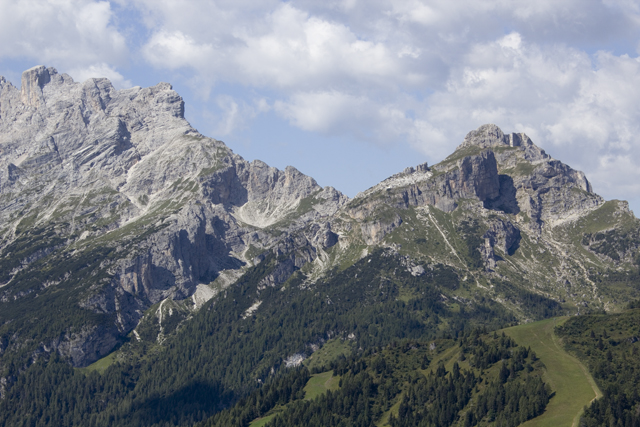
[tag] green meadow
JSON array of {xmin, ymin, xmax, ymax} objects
[
  {"xmin": 504, "ymin": 317, "xmax": 601, "ymax": 427},
  {"xmin": 303, "ymin": 370, "xmax": 341, "ymax": 401}
]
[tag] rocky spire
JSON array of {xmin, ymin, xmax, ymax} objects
[
  {"xmin": 20, "ymin": 65, "xmax": 52, "ymax": 108},
  {"xmin": 458, "ymin": 124, "xmax": 533, "ymax": 150}
]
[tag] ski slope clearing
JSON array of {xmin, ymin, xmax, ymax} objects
[{"xmin": 504, "ymin": 317, "xmax": 601, "ymax": 427}]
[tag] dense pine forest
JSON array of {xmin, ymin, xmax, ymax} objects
[
  {"xmin": 1, "ymin": 246, "xmax": 639, "ymax": 426},
  {"xmin": 0, "ymin": 250, "xmax": 520, "ymax": 426},
  {"xmin": 202, "ymin": 332, "xmax": 549, "ymax": 427}
]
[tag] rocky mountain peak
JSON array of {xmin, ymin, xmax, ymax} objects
[
  {"xmin": 20, "ymin": 65, "xmax": 51, "ymax": 107},
  {"xmin": 458, "ymin": 123, "xmax": 534, "ymax": 150},
  {"xmin": 0, "ymin": 66, "xmax": 350, "ymax": 366}
]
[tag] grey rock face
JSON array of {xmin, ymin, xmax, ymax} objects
[
  {"xmin": 457, "ymin": 124, "xmax": 602, "ymax": 231},
  {"xmin": 346, "ymin": 149, "xmax": 502, "ymax": 243},
  {"xmin": 458, "ymin": 123, "xmax": 545, "ymax": 161},
  {"xmin": 351, "ymin": 149, "xmax": 501, "ymax": 216},
  {"xmin": 20, "ymin": 65, "xmax": 52, "ymax": 108},
  {"xmin": 309, "ymin": 222, "xmax": 338, "ymax": 249},
  {"xmin": 345, "ymin": 150, "xmax": 500, "ymax": 245},
  {"xmin": 0, "ymin": 66, "xmax": 346, "ymax": 366},
  {"xmin": 49, "ymin": 324, "xmax": 121, "ymax": 367},
  {"xmin": 480, "ymin": 218, "xmax": 522, "ymax": 271}
]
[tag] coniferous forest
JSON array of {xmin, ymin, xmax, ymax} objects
[
  {"xmin": 0, "ymin": 248, "xmax": 639, "ymax": 426},
  {"xmin": 203, "ymin": 332, "xmax": 549, "ymax": 427},
  {"xmin": 0, "ymin": 250, "xmax": 523, "ymax": 426}
]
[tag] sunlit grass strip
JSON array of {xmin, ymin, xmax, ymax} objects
[{"xmin": 504, "ymin": 317, "xmax": 601, "ymax": 427}]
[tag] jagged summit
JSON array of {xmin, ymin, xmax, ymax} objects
[
  {"xmin": 451, "ymin": 124, "xmax": 553, "ymax": 168},
  {"xmin": 20, "ymin": 65, "xmax": 52, "ymax": 107},
  {"xmin": 353, "ymin": 123, "xmax": 598, "ymax": 227},
  {"xmin": 458, "ymin": 123, "xmax": 534, "ymax": 150},
  {"xmin": 448, "ymin": 124, "xmax": 598, "ymax": 226},
  {"xmin": 0, "ymin": 66, "xmax": 347, "ymax": 366}
]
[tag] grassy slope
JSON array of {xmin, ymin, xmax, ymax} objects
[
  {"xmin": 504, "ymin": 318, "xmax": 602, "ymax": 427},
  {"xmin": 376, "ymin": 394, "xmax": 403, "ymax": 427},
  {"xmin": 249, "ymin": 414, "xmax": 277, "ymax": 427},
  {"xmin": 77, "ymin": 351, "xmax": 117, "ymax": 374},
  {"xmin": 303, "ymin": 339, "xmax": 354, "ymax": 372},
  {"xmin": 303, "ymin": 371, "xmax": 340, "ymax": 401},
  {"xmin": 247, "ymin": 371, "xmax": 340, "ymax": 426}
]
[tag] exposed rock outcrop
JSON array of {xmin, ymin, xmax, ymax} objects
[
  {"xmin": 480, "ymin": 218, "xmax": 522, "ymax": 271},
  {"xmin": 352, "ymin": 149, "xmax": 501, "ymax": 216},
  {"xmin": 0, "ymin": 66, "xmax": 346, "ymax": 366},
  {"xmin": 456, "ymin": 124, "xmax": 602, "ymax": 231}
]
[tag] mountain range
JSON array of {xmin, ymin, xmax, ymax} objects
[{"xmin": 1, "ymin": 66, "xmax": 639, "ymax": 426}]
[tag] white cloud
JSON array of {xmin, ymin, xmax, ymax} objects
[
  {"xmin": 385, "ymin": 0, "xmax": 639, "ymax": 45},
  {"xmin": 592, "ymin": 155, "xmax": 640, "ymax": 203},
  {"xmin": 67, "ymin": 63, "xmax": 132, "ymax": 89},
  {"xmin": 274, "ymin": 91, "xmax": 369, "ymax": 134},
  {"xmin": 235, "ymin": 5, "xmax": 405, "ymax": 88},
  {"xmin": 143, "ymin": 30, "xmax": 215, "ymax": 71},
  {"xmin": 210, "ymin": 95, "xmax": 263, "ymax": 136},
  {"xmin": 390, "ymin": 0, "xmax": 443, "ymax": 26},
  {"xmin": 139, "ymin": 3, "xmax": 416, "ymax": 93},
  {"xmin": 0, "ymin": 0, "xmax": 128, "ymax": 68},
  {"xmin": 200, "ymin": 95, "xmax": 272, "ymax": 137},
  {"xmin": 275, "ymin": 91, "xmax": 414, "ymax": 143},
  {"xmin": 545, "ymin": 52, "xmax": 640, "ymax": 165},
  {"xmin": 212, "ymin": 95, "xmax": 241, "ymax": 137}
]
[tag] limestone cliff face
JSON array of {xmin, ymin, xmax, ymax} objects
[
  {"xmin": 459, "ymin": 124, "xmax": 602, "ymax": 231},
  {"xmin": 344, "ymin": 149, "xmax": 502, "ymax": 244},
  {"xmin": 0, "ymin": 66, "xmax": 346, "ymax": 366},
  {"xmin": 350, "ymin": 149, "xmax": 500, "ymax": 217},
  {"xmin": 334, "ymin": 124, "xmax": 603, "ymax": 250}
]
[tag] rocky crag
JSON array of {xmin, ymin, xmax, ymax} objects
[
  {"xmin": 1, "ymin": 66, "xmax": 639, "ymax": 375},
  {"xmin": 0, "ymin": 66, "xmax": 346, "ymax": 367},
  {"xmin": 330, "ymin": 123, "xmax": 637, "ymax": 317}
]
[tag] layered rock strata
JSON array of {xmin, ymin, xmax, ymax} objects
[{"xmin": 0, "ymin": 66, "xmax": 346, "ymax": 366}]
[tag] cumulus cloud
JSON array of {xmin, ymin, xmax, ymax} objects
[
  {"xmin": 67, "ymin": 63, "xmax": 132, "ymax": 89},
  {"xmin": 143, "ymin": 30, "xmax": 215, "ymax": 71},
  {"xmin": 139, "ymin": 3, "xmax": 418, "ymax": 92},
  {"xmin": 385, "ymin": 0, "xmax": 639, "ymax": 46},
  {"xmin": 231, "ymin": 5, "xmax": 407, "ymax": 89},
  {"xmin": 275, "ymin": 91, "xmax": 413, "ymax": 143},
  {"xmin": 0, "ymin": 0, "xmax": 128, "ymax": 69},
  {"xmin": 129, "ymin": 1, "xmax": 640, "ymax": 135},
  {"xmin": 419, "ymin": 32, "xmax": 591, "ymax": 136},
  {"xmin": 591, "ymin": 155, "xmax": 640, "ymax": 203}
]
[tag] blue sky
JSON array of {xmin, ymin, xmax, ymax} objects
[{"xmin": 2, "ymin": 0, "xmax": 640, "ymax": 213}]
